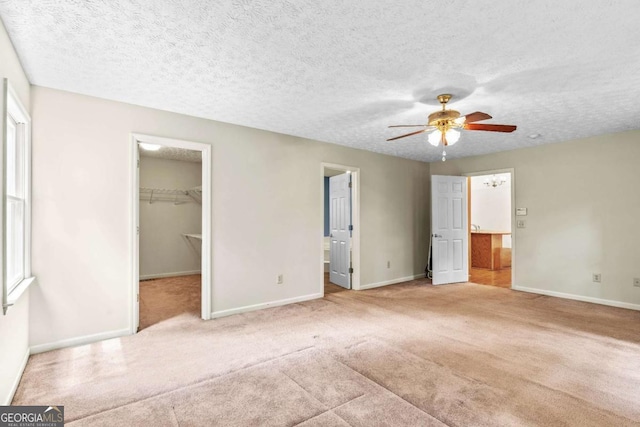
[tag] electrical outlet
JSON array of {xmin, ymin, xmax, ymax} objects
[
  {"xmin": 592, "ymin": 273, "xmax": 601, "ymax": 283},
  {"xmin": 516, "ymin": 220, "xmax": 526, "ymax": 229},
  {"xmin": 634, "ymin": 278, "xmax": 640, "ymax": 287},
  {"xmin": 277, "ymin": 274, "xmax": 283, "ymax": 284},
  {"xmin": 387, "ymin": 261, "xmax": 391, "ymax": 269}
]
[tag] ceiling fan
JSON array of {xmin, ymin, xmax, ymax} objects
[{"xmin": 387, "ymin": 94, "xmax": 517, "ymax": 161}]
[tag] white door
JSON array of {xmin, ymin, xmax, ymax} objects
[
  {"xmin": 431, "ymin": 175, "xmax": 469, "ymax": 285},
  {"xmin": 329, "ymin": 173, "xmax": 351, "ymax": 289}
]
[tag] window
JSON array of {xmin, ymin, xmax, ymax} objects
[{"xmin": 2, "ymin": 79, "xmax": 32, "ymax": 314}]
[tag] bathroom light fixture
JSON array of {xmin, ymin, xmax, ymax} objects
[
  {"xmin": 139, "ymin": 142, "xmax": 162, "ymax": 151},
  {"xmin": 484, "ymin": 175, "xmax": 507, "ymax": 187}
]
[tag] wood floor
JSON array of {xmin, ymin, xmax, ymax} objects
[{"xmin": 470, "ymin": 267, "xmax": 512, "ymax": 288}]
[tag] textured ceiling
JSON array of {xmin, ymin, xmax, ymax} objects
[{"xmin": 1, "ymin": 1, "xmax": 639, "ymax": 162}]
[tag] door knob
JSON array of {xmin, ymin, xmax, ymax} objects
[{"xmin": 433, "ymin": 234, "xmax": 442, "ymax": 238}]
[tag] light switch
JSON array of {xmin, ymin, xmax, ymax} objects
[{"xmin": 516, "ymin": 208, "xmax": 527, "ymax": 216}]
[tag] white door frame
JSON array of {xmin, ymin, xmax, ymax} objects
[
  {"xmin": 462, "ymin": 168, "xmax": 516, "ymax": 289},
  {"xmin": 130, "ymin": 133, "xmax": 212, "ymax": 334},
  {"xmin": 321, "ymin": 163, "xmax": 361, "ymax": 294}
]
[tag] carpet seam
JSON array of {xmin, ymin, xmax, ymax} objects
[
  {"xmin": 278, "ymin": 370, "xmax": 331, "ymax": 416},
  {"xmin": 282, "ymin": 368, "xmax": 369, "ymax": 414},
  {"xmin": 340, "ymin": 339, "xmax": 640, "ymax": 426},
  {"xmin": 259, "ymin": 292, "xmax": 640, "ymax": 424},
  {"xmin": 274, "ymin": 358, "xmax": 365, "ymax": 427},
  {"xmin": 65, "ymin": 345, "xmax": 317, "ymax": 423},
  {"xmin": 320, "ymin": 348, "xmax": 452, "ymax": 427},
  {"xmin": 326, "ymin": 393, "xmax": 367, "ymax": 412},
  {"xmin": 278, "ymin": 372, "xmax": 364, "ymax": 425},
  {"xmin": 292, "ymin": 409, "xmax": 354, "ymax": 427},
  {"xmin": 277, "ymin": 350, "xmax": 385, "ymax": 426}
]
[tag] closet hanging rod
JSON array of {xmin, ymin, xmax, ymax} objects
[
  {"xmin": 140, "ymin": 187, "xmax": 195, "ymax": 205},
  {"xmin": 139, "ymin": 187, "xmax": 201, "ymax": 205},
  {"xmin": 140, "ymin": 187, "xmax": 189, "ymax": 195}
]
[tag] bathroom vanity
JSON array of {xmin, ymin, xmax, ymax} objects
[{"xmin": 471, "ymin": 231, "xmax": 511, "ymax": 270}]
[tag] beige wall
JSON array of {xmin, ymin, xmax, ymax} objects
[
  {"xmin": 139, "ymin": 156, "xmax": 202, "ymax": 278},
  {"xmin": 0, "ymin": 17, "xmax": 31, "ymax": 405},
  {"xmin": 29, "ymin": 86, "xmax": 431, "ymax": 348},
  {"xmin": 431, "ymin": 131, "xmax": 640, "ymax": 307}
]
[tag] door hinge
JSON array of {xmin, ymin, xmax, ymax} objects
[
  {"xmin": 348, "ymin": 182, "xmax": 352, "ymax": 188},
  {"xmin": 349, "ymin": 267, "xmax": 354, "ymax": 274},
  {"xmin": 137, "ymin": 159, "xmax": 140, "ymax": 168},
  {"xmin": 137, "ymin": 294, "xmax": 139, "ymax": 302},
  {"xmin": 137, "ymin": 226, "xmax": 140, "ymax": 235},
  {"xmin": 348, "ymin": 225, "xmax": 353, "ymax": 231}
]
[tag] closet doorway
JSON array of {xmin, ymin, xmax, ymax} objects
[{"xmin": 130, "ymin": 134, "xmax": 212, "ymax": 333}]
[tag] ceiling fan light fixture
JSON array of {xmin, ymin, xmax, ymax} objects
[
  {"xmin": 386, "ymin": 94, "xmax": 517, "ymax": 161},
  {"xmin": 445, "ymin": 129, "xmax": 460, "ymax": 145},
  {"xmin": 427, "ymin": 130, "xmax": 441, "ymax": 146}
]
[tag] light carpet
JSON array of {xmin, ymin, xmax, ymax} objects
[
  {"xmin": 13, "ymin": 279, "xmax": 640, "ymax": 426},
  {"xmin": 139, "ymin": 274, "xmax": 201, "ymax": 330}
]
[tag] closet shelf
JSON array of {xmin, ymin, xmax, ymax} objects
[
  {"xmin": 183, "ymin": 233, "xmax": 202, "ymax": 240},
  {"xmin": 140, "ymin": 187, "xmax": 202, "ymax": 204},
  {"xmin": 187, "ymin": 186, "xmax": 202, "ymax": 204}
]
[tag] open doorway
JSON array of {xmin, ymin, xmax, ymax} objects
[
  {"xmin": 131, "ymin": 134, "xmax": 212, "ymax": 334},
  {"xmin": 467, "ymin": 171, "xmax": 513, "ymax": 288},
  {"xmin": 138, "ymin": 146, "xmax": 201, "ymax": 329},
  {"xmin": 321, "ymin": 163, "xmax": 361, "ymax": 296}
]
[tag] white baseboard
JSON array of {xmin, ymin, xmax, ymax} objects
[
  {"xmin": 30, "ymin": 328, "xmax": 131, "ymax": 355},
  {"xmin": 3, "ymin": 348, "xmax": 29, "ymax": 405},
  {"xmin": 360, "ymin": 274, "xmax": 426, "ymax": 290},
  {"xmin": 140, "ymin": 270, "xmax": 201, "ymax": 280},
  {"xmin": 512, "ymin": 286, "xmax": 640, "ymax": 311},
  {"xmin": 211, "ymin": 293, "xmax": 323, "ymax": 319}
]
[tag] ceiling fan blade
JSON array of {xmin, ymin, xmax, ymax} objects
[
  {"xmin": 464, "ymin": 123, "xmax": 517, "ymax": 133},
  {"xmin": 388, "ymin": 125, "xmax": 427, "ymax": 128},
  {"xmin": 462, "ymin": 112, "xmax": 492, "ymax": 123},
  {"xmin": 386, "ymin": 129, "xmax": 427, "ymax": 141}
]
